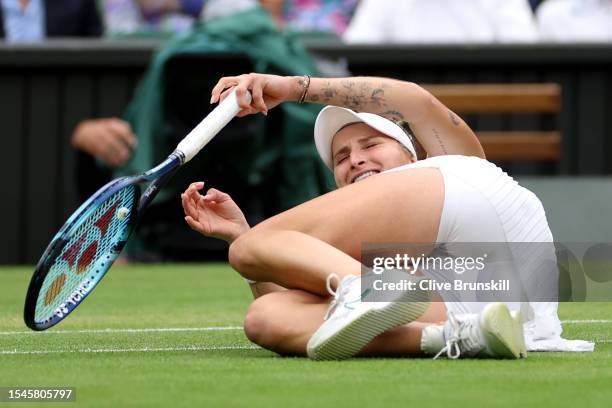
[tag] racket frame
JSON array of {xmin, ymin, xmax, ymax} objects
[
  {"xmin": 23, "ymin": 153, "xmax": 183, "ymax": 330},
  {"xmin": 23, "ymin": 90, "xmax": 247, "ymax": 330}
]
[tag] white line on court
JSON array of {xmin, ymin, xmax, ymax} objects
[
  {"xmin": 2, "ymin": 341, "xmax": 608, "ymax": 355},
  {"xmin": 0, "ymin": 321, "xmax": 609, "ymax": 336},
  {"xmin": 0, "ymin": 345, "xmax": 259, "ymax": 356},
  {"xmin": 0, "ymin": 326, "xmax": 243, "ymax": 335}
]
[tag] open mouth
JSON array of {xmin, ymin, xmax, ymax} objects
[{"xmin": 352, "ymin": 170, "xmax": 379, "ymax": 183}]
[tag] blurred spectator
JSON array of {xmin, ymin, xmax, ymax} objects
[
  {"xmin": 76, "ymin": 1, "xmax": 212, "ymax": 170},
  {"xmin": 255, "ymin": 1, "xmax": 358, "ymax": 77},
  {"xmin": 69, "ymin": 5, "xmax": 331, "ymax": 261},
  {"xmin": 202, "ymin": 0, "xmax": 257, "ymax": 21},
  {"xmin": 0, "ymin": 0, "xmax": 102, "ymax": 42},
  {"xmin": 259, "ymin": 0, "xmax": 358, "ymax": 37},
  {"xmin": 71, "ymin": 118, "xmax": 137, "ymax": 169},
  {"xmin": 0, "ymin": 2, "xmax": 133, "ymax": 170},
  {"xmin": 90, "ymin": 1, "xmax": 356, "ymax": 173},
  {"xmin": 102, "ymin": 0, "xmax": 206, "ymax": 36},
  {"xmin": 537, "ymin": 0, "xmax": 612, "ymax": 42},
  {"xmin": 343, "ymin": 0, "xmax": 539, "ymax": 43}
]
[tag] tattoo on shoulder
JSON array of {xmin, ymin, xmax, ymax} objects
[
  {"xmin": 448, "ymin": 110, "xmax": 461, "ymax": 126},
  {"xmin": 432, "ymin": 128, "xmax": 448, "ymax": 154}
]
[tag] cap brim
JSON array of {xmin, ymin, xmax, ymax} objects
[{"xmin": 314, "ymin": 106, "xmax": 365, "ymax": 169}]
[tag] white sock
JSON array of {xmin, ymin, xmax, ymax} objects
[{"xmin": 421, "ymin": 325, "xmax": 446, "ymax": 355}]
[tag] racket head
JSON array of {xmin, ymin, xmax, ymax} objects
[{"xmin": 24, "ymin": 177, "xmax": 141, "ymax": 331}]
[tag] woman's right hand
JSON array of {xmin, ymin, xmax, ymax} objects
[
  {"xmin": 181, "ymin": 182, "xmax": 250, "ymax": 244},
  {"xmin": 210, "ymin": 73, "xmax": 301, "ymax": 117}
]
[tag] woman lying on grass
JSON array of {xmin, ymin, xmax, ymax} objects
[{"xmin": 181, "ymin": 73, "xmax": 577, "ymax": 360}]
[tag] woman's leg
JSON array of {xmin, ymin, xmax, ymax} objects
[
  {"xmin": 244, "ymin": 289, "xmax": 447, "ymax": 356},
  {"xmin": 229, "ymin": 168, "xmax": 444, "ymax": 295}
]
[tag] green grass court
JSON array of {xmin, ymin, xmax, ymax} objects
[{"xmin": 1, "ymin": 264, "xmax": 611, "ymax": 407}]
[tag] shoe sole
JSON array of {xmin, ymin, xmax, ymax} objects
[
  {"xmin": 307, "ymin": 290, "xmax": 429, "ymax": 361},
  {"xmin": 481, "ymin": 303, "xmax": 526, "ymax": 359}
]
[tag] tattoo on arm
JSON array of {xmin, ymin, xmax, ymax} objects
[
  {"xmin": 308, "ymin": 80, "xmax": 389, "ymax": 112},
  {"xmin": 320, "ymin": 81, "xmax": 338, "ymax": 102},
  {"xmin": 371, "ymin": 88, "xmax": 385, "ymax": 108},
  {"xmin": 432, "ymin": 128, "xmax": 448, "ymax": 154},
  {"xmin": 341, "ymin": 80, "xmax": 368, "ymax": 110},
  {"xmin": 343, "ymin": 94, "xmax": 362, "ymax": 111},
  {"xmin": 341, "ymin": 79, "xmax": 354, "ymax": 92},
  {"xmin": 448, "ymin": 110, "xmax": 461, "ymax": 126}
]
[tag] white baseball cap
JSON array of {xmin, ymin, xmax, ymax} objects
[{"xmin": 314, "ymin": 106, "xmax": 417, "ymax": 169}]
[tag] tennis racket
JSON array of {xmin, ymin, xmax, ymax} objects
[{"xmin": 24, "ymin": 90, "xmax": 250, "ymax": 331}]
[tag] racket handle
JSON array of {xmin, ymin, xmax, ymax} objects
[{"xmin": 176, "ymin": 90, "xmax": 251, "ymax": 163}]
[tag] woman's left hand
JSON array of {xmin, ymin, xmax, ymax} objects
[{"xmin": 181, "ymin": 182, "xmax": 250, "ymax": 243}]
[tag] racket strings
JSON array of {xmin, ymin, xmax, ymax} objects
[{"xmin": 34, "ymin": 186, "xmax": 137, "ymax": 323}]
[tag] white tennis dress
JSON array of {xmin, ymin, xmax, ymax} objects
[{"xmin": 387, "ymin": 155, "xmax": 593, "ymax": 352}]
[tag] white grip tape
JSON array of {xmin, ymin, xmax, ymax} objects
[{"xmin": 176, "ymin": 90, "xmax": 250, "ymax": 163}]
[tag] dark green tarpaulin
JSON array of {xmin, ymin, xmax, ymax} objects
[{"xmin": 116, "ymin": 7, "xmax": 334, "ymax": 210}]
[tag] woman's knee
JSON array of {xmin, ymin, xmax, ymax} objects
[
  {"xmin": 243, "ymin": 294, "xmax": 284, "ymax": 350},
  {"xmin": 229, "ymin": 229, "xmax": 291, "ymax": 274},
  {"xmin": 228, "ymin": 231, "xmax": 260, "ymax": 273}
]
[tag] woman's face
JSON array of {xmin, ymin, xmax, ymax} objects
[{"xmin": 331, "ymin": 123, "xmax": 416, "ymax": 188}]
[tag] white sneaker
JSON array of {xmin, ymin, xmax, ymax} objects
[
  {"xmin": 435, "ymin": 303, "xmax": 526, "ymax": 359},
  {"xmin": 510, "ymin": 310, "xmax": 527, "ymax": 358},
  {"xmin": 307, "ymin": 273, "xmax": 429, "ymax": 360}
]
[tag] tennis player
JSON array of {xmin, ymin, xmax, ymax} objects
[{"xmin": 181, "ymin": 73, "xmax": 567, "ymax": 360}]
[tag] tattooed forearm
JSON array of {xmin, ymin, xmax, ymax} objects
[
  {"xmin": 448, "ymin": 110, "xmax": 461, "ymax": 126},
  {"xmin": 307, "ymin": 79, "xmax": 389, "ymax": 111},
  {"xmin": 341, "ymin": 79, "xmax": 354, "ymax": 92},
  {"xmin": 432, "ymin": 128, "xmax": 448, "ymax": 154},
  {"xmin": 319, "ymin": 81, "xmax": 338, "ymax": 102},
  {"xmin": 340, "ymin": 80, "xmax": 373, "ymax": 110},
  {"xmin": 344, "ymin": 95, "xmax": 361, "ymax": 110}
]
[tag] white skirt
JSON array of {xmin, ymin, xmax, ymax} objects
[{"xmin": 387, "ymin": 156, "xmax": 593, "ymax": 351}]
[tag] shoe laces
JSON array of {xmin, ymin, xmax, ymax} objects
[
  {"xmin": 323, "ymin": 273, "xmax": 351, "ymax": 320},
  {"xmin": 433, "ymin": 311, "xmax": 482, "ymax": 360}
]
